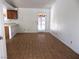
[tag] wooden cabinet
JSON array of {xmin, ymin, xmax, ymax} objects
[
  {"xmin": 4, "ymin": 26, "xmax": 9, "ymax": 40},
  {"xmin": 7, "ymin": 10, "xmax": 18, "ymax": 19}
]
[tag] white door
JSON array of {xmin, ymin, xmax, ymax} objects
[
  {"xmin": 0, "ymin": 5, "xmax": 7, "ymax": 59},
  {"xmin": 38, "ymin": 16, "xmax": 46, "ymax": 32}
]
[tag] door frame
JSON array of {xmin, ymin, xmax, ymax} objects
[
  {"xmin": 37, "ymin": 15, "xmax": 46, "ymax": 32},
  {"xmin": 0, "ymin": 4, "xmax": 7, "ymax": 59}
]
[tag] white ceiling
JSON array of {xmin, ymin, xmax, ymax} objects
[{"xmin": 6, "ymin": 0, "xmax": 55, "ymax": 8}]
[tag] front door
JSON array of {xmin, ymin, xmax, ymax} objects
[{"xmin": 38, "ymin": 16, "xmax": 46, "ymax": 32}]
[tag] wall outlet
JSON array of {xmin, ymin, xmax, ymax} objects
[
  {"xmin": 24, "ymin": 29, "xmax": 26, "ymax": 31},
  {"xmin": 70, "ymin": 41, "xmax": 72, "ymax": 44}
]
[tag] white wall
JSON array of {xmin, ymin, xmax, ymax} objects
[
  {"xmin": 8, "ymin": 8, "xmax": 50, "ymax": 33},
  {"xmin": 50, "ymin": 0, "xmax": 79, "ymax": 54},
  {"xmin": 0, "ymin": 4, "xmax": 7, "ymax": 59}
]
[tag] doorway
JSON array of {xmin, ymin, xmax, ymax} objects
[{"xmin": 38, "ymin": 15, "xmax": 46, "ymax": 32}]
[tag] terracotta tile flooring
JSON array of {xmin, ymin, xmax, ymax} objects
[{"xmin": 6, "ymin": 33, "xmax": 79, "ymax": 59}]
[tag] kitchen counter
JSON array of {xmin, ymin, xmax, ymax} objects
[{"xmin": 4, "ymin": 23, "xmax": 18, "ymax": 26}]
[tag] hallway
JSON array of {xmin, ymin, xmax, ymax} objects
[{"xmin": 6, "ymin": 33, "xmax": 79, "ymax": 59}]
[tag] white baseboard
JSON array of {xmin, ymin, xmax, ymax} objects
[{"xmin": 49, "ymin": 31, "xmax": 79, "ymax": 55}]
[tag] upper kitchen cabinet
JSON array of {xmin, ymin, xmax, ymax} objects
[{"xmin": 7, "ymin": 10, "xmax": 18, "ymax": 19}]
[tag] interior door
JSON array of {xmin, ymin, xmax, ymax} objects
[{"xmin": 0, "ymin": 5, "xmax": 7, "ymax": 59}]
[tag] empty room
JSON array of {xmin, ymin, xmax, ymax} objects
[{"xmin": 0, "ymin": 0, "xmax": 79, "ymax": 59}]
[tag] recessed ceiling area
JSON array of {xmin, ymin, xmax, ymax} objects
[{"xmin": 6, "ymin": 0, "xmax": 55, "ymax": 8}]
